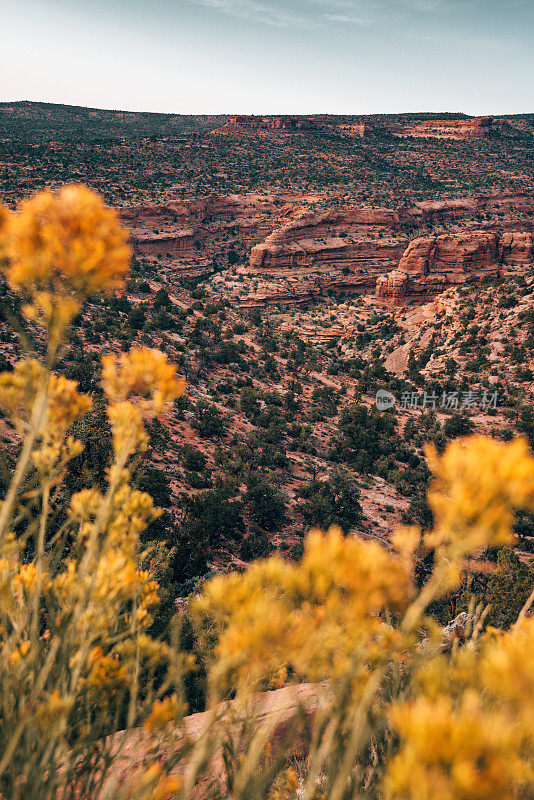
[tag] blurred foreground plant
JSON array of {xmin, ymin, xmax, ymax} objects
[
  {"xmin": 191, "ymin": 436, "xmax": 534, "ymax": 800},
  {"xmin": 0, "ymin": 185, "xmax": 533, "ymax": 800},
  {"xmin": 0, "ymin": 186, "xmax": 186, "ymax": 800}
]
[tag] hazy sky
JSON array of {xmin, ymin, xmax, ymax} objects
[{"xmin": 2, "ymin": 0, "xmax": 533, "ymax": 115}]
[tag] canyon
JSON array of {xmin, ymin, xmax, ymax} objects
[
  {"xmin": 0, "ymin": 100, "xmax": 533, "ymax": 577},
  {"xmin": 121, "ymin": 191, "xmax": 534, "ymax": 306},
  {"xmin": 213, "ymin": 114, "xmax": 510, "ymax": 140}
]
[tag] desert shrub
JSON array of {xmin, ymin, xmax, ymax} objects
[
  {"xmin": 514, "ymin": 508, "xmax": 534, "ymax": 552},
  {"xmin": 297, "ymin": 467, "xmax": 362, "ymax": 532},
  {"xmin": 459, "ymin": 547, "xmax": 534, "ymax": 629},
  {"xmin": 0, "ymin": 185, "xmax": 187, "ymax": 800},
  {"xmin": 443, "ymin": 412, "xmax": 475, "ymax": 439},
  {"xmin": 179, "ymin": 443, "xmax": 207, "ymax": 472},
  {"xmin": 191, "ymin": 400, "xmax": 226, "ymax": 439},
  {"xmin": 517, "ymin": 405, "xmax": 534, "ymax": 449},
  {"xmin": 329, "ymin": 404, "xmax": 398, "ymax": 472},
  {"xmin": 128, "ymin": 305, "xmax": 146, "ymax": 330},
  {"xmin": 240, "ymin": 525, "xmax": 273, "ymax": 561},
  {"xmin": 179, "ymin": 483, "xmax": 245, "ymax": 547},
  {"xmin": 243, "ymin": 474, "xmax": 287, "ymax": 531},
  {"xmin": 310, "ymin": 386, "xmax": 338, "ymax": 420},
  {"xmin": 153, "ymin": 287, "xmax": 172, "ymax": 309}
]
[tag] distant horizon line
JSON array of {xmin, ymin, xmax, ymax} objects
[{"xmin": 1, "ymin": 99, "xmax": 532, "ymax": 118}]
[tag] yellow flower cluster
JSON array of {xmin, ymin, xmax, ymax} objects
[
  {"xmin": 195, "ymin": 526, "xmax": 412, "ymax": 693},
  {"xmin": 0, "ymin": 185, "xmax": 188, "ymax": 796},
  {"xmin": 0, "ymin": 184, "xmax": 130, "ymax": 297},
  {"xmin": 107, "ymin": 400, "xmax": 148, "ymax": 456},
  {"xmin": 53, "ymin": 547, "xmax": 160, "ymax": 647},
  {"xmin": 33, "ymin": 690, "xmax": 74, "ymax": 733},
  {"xmin": 8, "ymin": 639, "xmax": 31, "ymax": 667},
  {"xmin": 102, "ymin": 347, "xmax": 186, "ymax": 417},
  {"xmin": 23, "ymin": 291, "xmax": 82, "ymax": 344},
  {"xmin": 0, "ymin": 360, "xmax": 92, "ymax": 428},
  {"xmin": 68, "ymin": 487, "xmax": 103, "ymax": 523},
  {"xmin": 136, "ymin": 764, "xmax": 182, "ymax": 800},
  {"xmin": 386, "ymin": 619, "xmax": 534, "ymax": 800},
  {"xmin": 143, "ymin": 694, "xmax": 183, "ymax": 732},
  {"xmin": 0, "ymin": 359, "xmax": 42, "ymax": 431},
  {"xmin": 426, "ymin": 435, "xmax": 534, "ymax": 555},
  {"xmin": 11, "ymin": 562, "xmax": 41, "ymax": 602},
  {"xmin": 86, "ymin": 646, "xmax": 128, "ymax": 692},
  {"xmin": 69, "ymin": 481, "xmax": 161, "ymax": 555},
  {"xmin": 108, "ymin": 484, "xmax": 162, "ymax": 548},
  {"xmin": 0, "ymin": 360, "xmax": 92, "ymax": 473},
  {"xmin": 102, "ymin": 349, "xmax": 185, "ymax": 460},
  {"xmin": 268, "ymin": 768, "xmax": 299, "ymax": 800},
  {"xmin": 48, "ymin": 373, "xmax": 93, "ymax": 431}
]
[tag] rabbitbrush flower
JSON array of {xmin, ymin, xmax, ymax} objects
[{"xmin": 0, "ymin": 184, "xmax": 131, "ymax": 297}]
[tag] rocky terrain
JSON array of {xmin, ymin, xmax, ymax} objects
[
  {"xmin": 0, "ymin": 101, "xmax": 533, "ymax": 609},
  {"xmin": 213, "ymin": 114, "xmax": 524, "ymax": 140},
  {"xmin": 386, "ymin": 116, "xmax": 500, "ymax": 139},
  {"xmin": 116, "ymin": 190, "xmax": 533, "ymax": 306}
]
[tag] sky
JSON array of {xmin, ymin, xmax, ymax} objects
[{"xmin": 1, "ymin": 0, "xmax": 533, "ymax": 115}]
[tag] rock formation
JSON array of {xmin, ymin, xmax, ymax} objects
[
  {"xmin": 119, "ymin": 190, "xmax": 534, "ymax": 306},
  {"xmin": 249, "ymin": 209, "xmax": 408, "ymax": 290},
  {"xmin": 376, "ymin": 269, "xmax": 410, "ymax": 302},
  {"xmin": 213, "ymin": 115, "xmax": 321, "ymax": 135},
  {"xmin": 120, "ymin": 193, "xmax": 284, "ymax": 275},
  {"xmin": 500, "ymin": 231, "xmax": 534, "ymax": 265},
  {"xmin": 375, "ymin": 229, "xmax": 533, "ymax": 303},
  {"xmin": 400, "ymin": 231, "xmax": 500, "ymax": 279},
  {"xmin": 388, "ymin": 116, "xmax": 500, "ymax": 139},
  {"xmin": 212, "ymin": 115, "xmax": 505, "ymax": 141},
  {"xmin": 408, "ymin": 192, "xmax": 534, "ymax": 225}
]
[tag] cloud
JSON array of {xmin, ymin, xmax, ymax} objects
[
  {"xmin": 323, "ymin": 12, "xmax": 373, "ymax": 24},
  {"xmin": 186, "ymin": 0, "xmax": 312, "ymax": 27},
  {"xmin": 188, "ymin": 0, "xmax": 377, "ymax": 28},
  {"xmin": 187, "ymin": 0, "xmax": 484, "ymax": 28}
]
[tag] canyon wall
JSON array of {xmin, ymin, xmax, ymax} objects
[
  {"xmin": 120, "ymin": 193, "xmax": 283, "ymax": 274},
  {"xmin": 120, "ymin": 190, "xmax": 533, "ymax": 305},
  {"xmin": 249, "ymin": 209, "xmax": 408, "ymax": 287},
  {"xmin": 212, "ymin": 115, "xmax": 505, "ymax": 140},
  {"xmin": 213, "ymin": 115, "xmax": 321, "ymax": 135},
  {"xmin": 376, "ymin": 230, "xmax": 534, "ymax": 302},
  {"xmin": 387, "ymin": 116, "xmax": 499, "ymax": 139},
  {"xmin": 247, "ymin": 195, "xmax": 533, "ymax": 305}
]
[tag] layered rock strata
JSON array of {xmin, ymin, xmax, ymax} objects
[
  {"xmin": 249, "ymin": 209, "xmax": 408, "ymax": 293},
  {"xmin": 247, "ymin": 201, "xmax": 533, "ymax": 305},
  {"xmin": 119, "ymin": 190, "xmax": 534, "ymax": 305},
  {"xmin": 376, "ymin": 230, "xmax": 533, "ymax": 302},
  {"xmin": 213, "ymin": 115, "xmax": 504, "ymax": 140},
  {"xmin": 120, "ymin": 194, "xmax": 285, "ymax": 274},
  {"xmin": 388, "ymin": 116, "xmax": 499, "ymax": 139}
]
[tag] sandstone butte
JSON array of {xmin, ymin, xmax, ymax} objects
[
  {"xmin": 120, "ymin": 191, "xmax": 534, "ymax": 306},
  {"xmin": 212, "ymin": 114, "xmax": 506, "ymax": 139}
]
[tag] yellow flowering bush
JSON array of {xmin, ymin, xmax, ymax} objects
[
  {"xmin": 425, "ymin": 435, "xmax": 534, "ymax": 555},
  {"xmin": 0, "ymin": 184, "xmax": 532, "ymax": 800},
  {"xmin": 195, "ymin": 526, "xmax": 413, "ymax": 696},
  {"xmin": 0, "ymin": 184, "xmax": 130, "ymax": 296},
  {"xmin": 0, "ymin": 186, "xmax": 186, "ymax": 800},
  {"xmin": 102, "ymin": 346, "xmax": 186, "ymax": 416},
  {"xmin": 386, "ymin": 620, "xmax": 534, "ymax": 800},
  {"xmin": 189, "ymin": 431, "xmax": 534, "ymax": 798}
]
